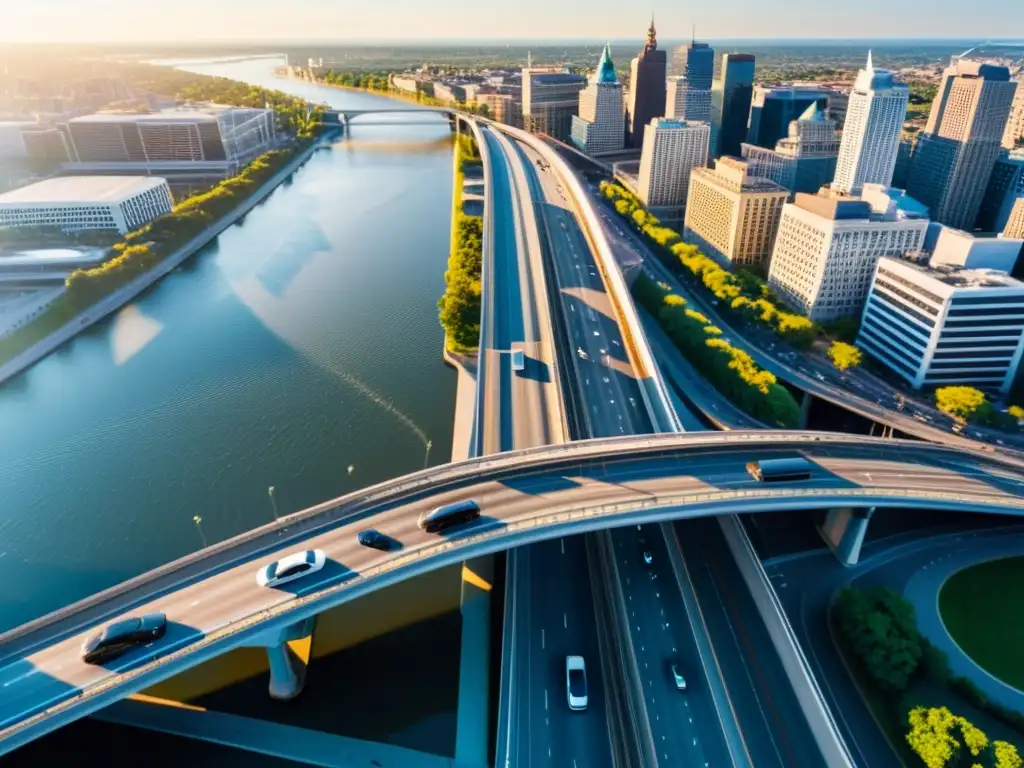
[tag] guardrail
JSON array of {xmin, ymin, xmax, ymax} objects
[{"xmin": 468, "ymin": 118, "xmax": 492, "ymax": 460}]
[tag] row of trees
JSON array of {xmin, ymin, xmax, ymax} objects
[
  {"xmin": 318, "ymin": 69, "xmax": 493, "ymax": 118},
  {"xmin": 633, "ymin": 273, "xmax": 802, "ymax": 427},
  {"xmin": 934, "ymin": 386, "xmax": 1024, "ymax": 429}
]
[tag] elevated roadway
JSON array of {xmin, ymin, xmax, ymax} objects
[{"xmin": 1, "ymin": 434, "xmax": 1020, "ymax": 755}]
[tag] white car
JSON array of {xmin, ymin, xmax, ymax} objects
[
  {"xmin": 566, "ymin": 655, "xmax": 588, "ymax": 711},
  {"xmin": 256, "ymin": 550, "xmax": 326, "ymax": 588}
]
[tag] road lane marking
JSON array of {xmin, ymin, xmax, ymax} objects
[
  {"xmin": 563, "ymin": 613, "xmax": 567, "ymax": 629},
  {"xmin": 544, "ymin": 689, "xmax": 548, "ymax": 710},
  {"xmin": 560, "ymin": 539, "xmax": 565, "ymax": 554},
  {"xmin": 541, "ymin": 629, "xmax": 545, "ymax": 649}
]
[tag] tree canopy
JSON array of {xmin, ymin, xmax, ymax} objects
[
  {"xmin": 906, "ymin": 706, "xmax": 1022, "ymax": 768},
  {"xmin": 935, "ymin": 386, "xmax": 990, "ymax": 423},
  {"xmin": 834, "ymin": 586, "xmax": 923, "ymax": 692},
  {"xmin": 828, "ymin": 341, "xmax": 863, "ymax": 371}
]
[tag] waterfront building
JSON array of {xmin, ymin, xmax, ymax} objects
[
  {"xmin": 0, "ymin": 176, "xmax": 173, "ymax": 234},
  {"xmin": 636, "ymin": 118, "xmax": 710, "ymax": 209},
  {"xmin": 832, "ymin": 53, "xmax": 910, "ymax": 195},
  {"xmin": 906, "ymin": 61, "xmax": 1017, "ymax": 231},
  {"xmin": 570, "ymin": 43, "xmax": 625, "ymax": 155},
  {"xmin": 1003, "ymin": 76, "xmax": 1024, "ymax": 150},
  {"xmin": 977, "ymin": 149, "xmax": 1024, "ymax": 233},
  {"xmin": 767, "ymin": 189, "xmax": 929, "ymax": 322},
  {"xmin": 858, "ymin": 255, "xmax": 1024, "ymax": 393},
  {"xmin": 746, "ymin": 86, "xmax": 833, "ymax": 150},
  {"xmin": 522, "ymin": 67, "xmax": 587, "ymax": 142},
  {"xmin": 626, "ymin": 19, "xmax": 667, "ymax": 149},
  {"xmin": 710, "ymin": 53, "xmax": 755, "ymax": 158},
  {"xmin": 683, "ymin": 157, "xmax": 788, "ymax": 269},
  {"xmin": 741, "ymin": 105, "xmax": 840, "ymax": 197},
  {"xmin": 476, "ymin": 92, "xmax": 522, "ymax": 128},
  {"xmin": 666, "ymin": 77, "xmax": 712, "ymax": 122}
]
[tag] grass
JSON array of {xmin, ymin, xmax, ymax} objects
[{"xmin": 940, "ymin": 556, "xmax": 1024, "ymax": 692}]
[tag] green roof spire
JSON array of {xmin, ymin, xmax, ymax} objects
[{"xmin": 597, "ymin": 41, "xmax": 617, "ymax": 84}]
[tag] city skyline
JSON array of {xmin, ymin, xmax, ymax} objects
[{"xmin": 3, "ymin": 0, "xmax": 1023, "ymax": 43}]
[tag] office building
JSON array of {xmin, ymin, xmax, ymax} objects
[
  {"xmin": 977, "ymin": 149, "xmax": 1024, "ymax": 233},
  {"xmin": 926, "ymin": 224, "xmax": 1023, "ymax": 272},
  {"xmin": 710, "ymin": 53, "xmax": 756, "ymax": 158},
  {"xmin": 666, "ymin": 77, "xmax": 712, "ymax": 122},
  {"xmin": 832, "ymin": 53, "xmax": 910, "ymax": 195},
  {"xmin": 684, "ymin": 157, "xmax": 788, "ymax": 269},
  {"xmin": 1006, "ymin": 198, "xmax": 1024, "ymax": 238},
  {"xmin": 891, "ymin": 139, "xmax": 915, "ymax": 189},
  {"xmin": 741, "ymin": 105, "xmax": 840, "ymax": 197},
  {"xmin": 571, "ymin": 43, "xmax": 625, "ymax": 155},
  {"xmin": 767, "ymin": 190, "xmax": 929, "ymax": 322},
  {"xmin": 0, "ymin": 176, "xmax": 173, "ymax": 234},
  {"xmin": 906, "ymin": 61, "xmax": 1017, "ymax": 231},
  {"xmin": 476, "ymin": 92, "xmax": 522, "ymax": 128},
  {"xmin": 626, "ymin": 19, "xmax": 667, "ymax": 148},
  {"xmin": 1004, "ymin": 76, "xmax": 1024, "ymax": 150},
  {"xmin": 747, "ymin": 86, "xmax": 833, "ymax": 149},
  {"xmin": 858, "ymin": 256, "xmax": 1024, "ymax": 393},
  {"xmin": 636, "ymin": 118, "xmax": 710, "ymax": 209},
  {"xmin": 522, "ymin": 68, "xmax": 587, "ymax": 142},
  {"xmin": 669, "ymin": 41, "xmax": 714, "ymax": 87}
]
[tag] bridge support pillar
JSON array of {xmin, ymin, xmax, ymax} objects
[
  {"xmin": 799, "ymin": 391, "xmax": 813, "ymax": 430},
  {"xmin": 260, "ymin": 616, "xmax": 316, "ymax": 701},
  {"xmin": 819, "ymin": 506, "xmax": 875, "ymax": 566}
]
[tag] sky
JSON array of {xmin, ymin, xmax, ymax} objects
[{"xmin": 1, "ymin": 0, "xmax": 1022, "ymax": 43}]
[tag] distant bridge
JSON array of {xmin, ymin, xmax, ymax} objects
[{"xmin": 322, "ymin": 107, "xmax": 460, "ymax": 128}]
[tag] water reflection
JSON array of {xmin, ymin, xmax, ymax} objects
[{"xmin": 110, "ymin": 305, "xmax": 164, "ymax": 366}]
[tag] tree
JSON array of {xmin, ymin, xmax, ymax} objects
[
  {"xmin": 834, "ymin": 586, "xmax": 922, "ymax": 692},
  {"xmin": 935, "ymin": 386, "xmax": 989, "ymax": 422},
  {"xmin": 828, "ymin": 341, "xmax": 863, "ymax": 371},
  {"xmin": 1008, "ymin": 405, "xmax": 1024, "ymax": 422},
  {"xmin": 906, "ymin": 707, "xmax": 988, "ymax": 768}
]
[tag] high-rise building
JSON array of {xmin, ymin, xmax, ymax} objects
[
  {"xmin": 636, "ymin": 118, "xmax": 710, "ymax": 208},
  {"xmin": 1006, "ymin": 198, "xmax": 1024, "ymax": 239},
  {"xmin": 906, "ymin": 60, "xmax": 1018, "ymax": 230},
  {"xmin": 767, "ymin": 189, "xmax": 929, "ymax": 322},
  {"xmin": 626, "ymin": 19, "xmax": 668, "ymax": 149},
  {"xmin": 670, "ymin": 41, "xmax": 714, "ymax": 86},
  {"xmin": 741, "ymin": 105, "xmax": 840, "ymax": 197},
  {"xmin": 522, "ymin": 68, "xmax": 588, "ymax": 142},
  {"xmin": 977, "ymin": 149, "xmax": 1024, "ymax": 233},
  {"xmin": 891, "ymin": 139, "xmax": 915, "ymax": 189},
  {"xmin": 747, "ymin": 86, "xmax": 835, "ymax": 150},
  {"xmin": 832, "ymin": 52, "xmax": 910, "ymax": 195},
  {"xmin": 858, "ymin": 256, "xmax": 1024, "ymax": 393},
  {"xmin": 710, "ymin": 53, "xmax": 755, "ymax": 158},
  {"xmin": 571, "ymin": 43, "xmax": 625, "ymax": 155},
  {"xmin": 666, "ymin": 77, "xmax": 712, "ymax": 122},
  {"xmin": 683, "ymin": 157, "xmax": 789, "ymax": 269},
  {"xmin": 1003, "ymin": 76, "xmax": 1024, "ymax": 150}
]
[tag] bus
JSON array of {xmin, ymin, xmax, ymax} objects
[
  {"xmin": 419, "ymin": 499, "xmax": 481, "ymax": 533},
  {"xmin": 746, "ymin": 457, "xmax": 814, "ymax": 483}
]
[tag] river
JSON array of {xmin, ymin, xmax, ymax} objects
[{"xmin": 0, "ymin": 57, "xmax": 457, "ymax": 632}]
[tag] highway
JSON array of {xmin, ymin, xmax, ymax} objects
[{"xmin": 0, "ymin": 433, "xmax": 1021, "ymax": 754}]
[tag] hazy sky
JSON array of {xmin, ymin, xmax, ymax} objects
[{"xmin": 2, "ymin": 0, "xmax": 1021, "ymax": 43}]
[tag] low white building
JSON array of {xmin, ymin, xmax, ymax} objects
[
  {"xmin": 858, "ymin": 256, "xmax": 1024, "ymax": 393},
  {"xmin": 0, "ymin": 176, "xmax": 173, "ymax": 234}
]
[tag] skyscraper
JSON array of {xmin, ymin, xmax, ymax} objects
[
  {"xmin": 521, "ymin": 67, "xmax": 588, "ymax": 142},
  {"xmin": 626, "ymin": 19, "xmax": 667, "ymax": 149},
  {"xmin": 670, "ymin": 41, "xmax": 714, "ymax": 88},
  {"xmin": 747, "ymin": 86, "xmax": 832, "ymax": 149},
  {"xmin": 1003, "ymin": 75, "xmax": 1024, "ymax": 150},
  {"xmin": 977, "ymin": 149, "xmax": 1024, "ymax": 233},
  {"xmin": 906, "ymin": 60, "xmax": 1018, "ymax": 230},
  {"xmin": 636, "ymin": 118, "xmax": 710, "ymax": 209},
  {"xmin": 741, "ymin": 105, "xmax": 840, "ymax": 197},
  {"xmin": 710, "ymin": 53, "xmax": 755, "ymax": 158},
  {"xmin": 571, "ymin": 43, "xmax": 625, "ymax": 155},
  {"xmin": 832, "ymin": 52, "xmax": 910, "ymax": 195},
  {"xmin": 666, "ymin": 77, "xmax": 712, "ymax": 122},
  {"xmin": 1006, "ymin": 198, "xmax": 1024, "ymax": 239}
]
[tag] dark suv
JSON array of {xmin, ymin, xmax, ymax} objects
[{"xmin": 81, "ymin": 612, "xmax": 167, "ymax": 665}]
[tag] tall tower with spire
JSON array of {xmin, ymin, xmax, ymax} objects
[
  {"xmin": 627, "ymin": 17, "xmax": 668, "ymax": 148},
  {"xmin": 571, "ymin": 42, "xmax": 626, "ymax": 155},
  {"xmin": 832, "ymin": 51, "xmax": 909, "ymax": 195}
]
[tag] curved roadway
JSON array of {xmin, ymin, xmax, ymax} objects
[{"xmin": 0, "ymin": 433, "xmax": 1021, "ymax": 755}]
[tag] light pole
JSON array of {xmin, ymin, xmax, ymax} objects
[
  {"xmin": 193, "ymin": 515, "xmax": 207, "ymax": 548},
  {"xmin": 268, "ymin": 485, "xmax": 280, "ymax": 522},
  {"xmin": 423, "ymin": 439, "xmax": 433, "ymax": 468}
]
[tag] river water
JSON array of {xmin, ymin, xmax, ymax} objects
[{"xmin": 0, "ymin": 58, "xmax": 457, "ymax": 632}]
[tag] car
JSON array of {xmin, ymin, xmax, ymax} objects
[
  {"xmin": 642, "ymin": 551, "xmax": 653, "ymax": 565},
  {"xmin": 419, "ymin": 499, "xmax": 481, "ymax": 534},
  {"xmin": 81, "ymin": 612, "xmax": 167, "ymax": 665},
  {"xmin": 357, "ymin": 529, "xmax": 399, "ymax": 551},
  {"xmin": 566, "ymin": 655, "xmax": 588, "ymax": 710},
  {"xmin": 256, "ymin": 549, "xmax": 326, "ymax": 588},
  {"xmin": 671, "ymin": 663, "xmax": 687, "ymax": 690},
  {"xmin": 577, "ymin": 346, "xmax": 589, "ymax": 360}
]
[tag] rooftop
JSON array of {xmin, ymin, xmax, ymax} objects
[
  {"xmin": 70, "ymin": 104, "xmax": 261, "ymax": 124},
  {"xmin": 0, "ymin": 176, "xmax": 166, "ymax": 205},
  {"xmin": 892, "ymin": 256, "xmax": 1024, "ymax": 291}
]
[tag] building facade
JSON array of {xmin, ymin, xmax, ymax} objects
[
  {"xmin": 858, "ymin": 256, "xmax": 1024, "ymax": 393},
  {"xmin": 767, "ymin": 192, "xmax": 929, "ymax": 322},
  {"xmin": 710, "ymin": 53, "xmax": 756, "ymax": 158},
  {"xmin": 626, "ymin": 20, "xmax": 668, "ymax": 149},
  {"xmin": 0, "ymin": 176, "xmax": 173, "ymax": 234},
  {"xmin": 522, "ymin": 68, "xmax": 587, "ymax": 142},
  {"xmin": 746, "ymin": 86, "xmax": 832, "ymax": 149},
  {"xmin": 669, "ymin": 41, "xmax": 714, "ymax": 87},
  {"xmin": 741, "ymin": 104, "xmax": 840, "ymax": 197},
  {"xmin": 570, "ymin": 43, "xmax": 625, "ymax": 155},
  {"xmin": 977, "ymin": 149, "xmax": 1024, "ymax": 233},
  {"xmin": 906, "ymin": 61, "xmax": 1018, "ymax": 230},
  {"xmin": 1003, "ymin": 76, "xmax": 1024, "ymax": 150},
  {"xmin": 666, "ymin": 78, "xmax": 712, "ymax": 122},
  {"xmin": 1006, "ymin": 197, "xmax": 1024, "ymax": 239},
  {"xmin": 683, "ymin": 157, "xmax": 788, "ymax": 269},
  {"xmin": 832, "ymin": 53, "xmax": 910, "ymax": 195},
  {"xmin": 636, "ymin": 118, "xmax": 710, "ymax": 208}
]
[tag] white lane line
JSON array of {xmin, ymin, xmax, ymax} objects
[
  {"xmin": 563, "ymin": 613, "xmax": 567, "ymax": 629},
  {"xmin": 541, "ymin": 628, "xmax": 545, "ymax": 649},
  {"xmin": 545, "ymin": 689, "xmax": 548, "ymax": 710},
  {"xmin": 561, "ymin": 538, "xmax": 565, "ymax": 554}
]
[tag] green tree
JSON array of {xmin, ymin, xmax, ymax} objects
[
  {"xmin": 834, "ymin": 586, "xmax": 922, "ymax": 692},
  {"xmin": 935, "ymin": 386, "xmax": 989, "ymax": 422},
  {"xmin": 828, "ymin": 341, "xmax": 863, "ymax": 371}
]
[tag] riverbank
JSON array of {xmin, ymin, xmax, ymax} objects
[
  {"xmin": 442, "ymin": 342, "xmax": 477, "ymax": 462},
  {"xmin": 0, "ymin": 136, "xmax": 328, "ymax": 387}
]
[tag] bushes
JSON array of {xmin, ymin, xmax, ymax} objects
[
  {"xmin": 834, "ymin": 585, "xmax": 923, "ymax": 693},
  {"xmin": 633, "ymin": 273, "xmax": 801, "ymax": 427},
  {"xmin": 905, "ymin": 706, "xmax": 1022, "ymax": 768}
]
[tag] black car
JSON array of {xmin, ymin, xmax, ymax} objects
[
  {"xmin": 81, "ymin": 612, "xmax": 167, "ymax": 665},
  {"xmin": 357, "ymin": 529, "xmax": 400, "ymax": 551}
]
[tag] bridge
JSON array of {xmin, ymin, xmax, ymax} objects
[
  {"xmin": 0, "ymin": 432, "xmax": 1021, "ymax": 756},
  {"xmin": 321, "ymin": 107, "xmax": 460, "ymax": 128}
]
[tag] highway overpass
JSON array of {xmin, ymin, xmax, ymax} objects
[{"xmin": 0, "ymin": 432, "xmax": 1021, "ymax": 756}]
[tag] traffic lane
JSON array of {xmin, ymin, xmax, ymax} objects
[
  {"xmin": 677, "ymin": 517, "xmax": 824, "ymax": 768},
  {"xmin": 613, "ymin": 525, "xmax": 728, "ymax": 767}
]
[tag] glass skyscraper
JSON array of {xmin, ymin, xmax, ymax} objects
[{"xmin": 711, "ymin": 53, "xmax": 755, "ymax": 158}]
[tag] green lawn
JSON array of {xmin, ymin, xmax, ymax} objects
[{"xmin": 940, "ymin": 556, "xmax": 1024, "ymax": 691}]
